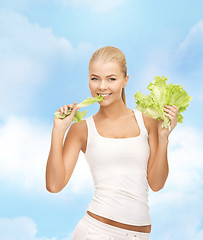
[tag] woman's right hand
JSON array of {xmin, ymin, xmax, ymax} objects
[{"xmin": 53, "ymin": 102, "xmax": 81, "ymax": 131}]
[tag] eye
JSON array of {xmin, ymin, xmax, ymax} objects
[{"xmin": 91, "ymin": 77, "xmax": 116, "ymax": 81}]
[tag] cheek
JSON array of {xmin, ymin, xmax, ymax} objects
[
  {"xmin": 89, "ymin": 81, "xmax": 96, "ymax": 90},
  {"xmin": 113, "ymin": 85, "xmax": 122, "ymax": 93},
  {"xmin": 89, "ymin": 81, "xmax": 99, "ymax": 95}
]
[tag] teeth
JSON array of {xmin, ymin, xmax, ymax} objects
[{"xmin": 98, "ymin": 93, "xmax": 111, "ymax": 96}]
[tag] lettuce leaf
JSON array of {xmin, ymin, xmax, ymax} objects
[
  {"xmin": 54, "ymin": 94, "xmax": 104, "ymax": 122},
  {"xmin": 134, "ymin": 75, "xmax": 192, "ymax": 129}
]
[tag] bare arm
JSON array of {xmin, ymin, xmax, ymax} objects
[
  {"xmin": 147, "ymin": 134, "xmax": 169, "ymax": 191},
  {"xmin": 46, "ymin": 121, "xmax": 83, "ymax": 193},
  {"xmin": 46, "ymin": 101, "xmax": 82, "ymax": 193},
  {"xmin": 147, "ymin": 117, "xmax": 169, "ymax": 192},
  {"xmin": 147, "ymin": 105, "xmax": 178, "ymax": 191},
  {"xmin": 46, "ymin": 127, "xmax": 66, "ymax": 193}
]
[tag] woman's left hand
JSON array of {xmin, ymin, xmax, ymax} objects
[{"xmin": 158, "ymin": 105, "xmax": 179, "ymax": 139}]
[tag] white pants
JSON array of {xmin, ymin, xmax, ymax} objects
[{"xmin": 72, "ymin": 212, "xmax": 150, "ymax": 240}]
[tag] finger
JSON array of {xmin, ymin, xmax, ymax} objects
[
  {"xmin": 64, "ymin": 106, "xmax": 68, "ymax": 114},
  {"xmin": 164, "ymin": 105, "xmax": 177, "ymax": 113},
  {"xmin": 73, "ymin": 102, "xmax": 79, "ymax": 109},
  {"xmin": 63, "ymin": 105, "xmax": 66, "ymax": 112},
  {"xmin": 68, "ymin": 104, "xmax": 74, "ymax": 110},
  {"xmin": 164, "ymin": 107, "xmax": 176, "ymax": 117},
  {"xmin": 166, "ymin": 112, "xmax": 178, "ymax": 129},
  {"xmin": 165, "ymin": 105, "xmax": 178, "ymax": 113},
  {"xmin": 172, "ymin": 105, "xmax": 179, "ymax": 111},
  {"xmin": 73, "ymin": 102, "xmax": 78, "ymax": 108},
  {"xmin": 164, "ymin": 112, "xmax": 173, "ymax": 120},
  {"xmin": 60, "ymin": 107, "xmax": 63, "ymax": 115}
]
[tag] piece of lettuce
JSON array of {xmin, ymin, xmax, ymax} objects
[
  {"xmin": 134, "ymin": 75, "xmax": 192, "ymax": 129},
  {"xmin": 54, "ymin": 95, "xmax": 104, "ymax": 122}
]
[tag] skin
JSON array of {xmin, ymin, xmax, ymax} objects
[
  {"xmin": 88, "ymin": 59, "xmax": 129, "ymax": 119},
  {"xmin": 48, "ymin": 59, "xmax": 179, "ymax": 234}
]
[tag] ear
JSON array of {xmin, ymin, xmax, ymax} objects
[{"xmin": 123, "ymin": 74, "xmax": 129, "ymax": 88}]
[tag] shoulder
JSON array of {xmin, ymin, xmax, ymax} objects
[
  {"xmin": 64, "ymin": 119, "xmax": 88, "ymax": 153},
  {"xmin": 68, "ymin": 119, "xmax": 87, "ymax": 144},
  {"xmin": 73, "ymin": 118, "xmax": 88, "ymax": 149},
  {"xmin": 71, "ymin": 118, "xmax": 87, "ymax": 134},
  {"xmin": 70, "ymin": 119, "xmax": 84, "ymax": 131},
  {"xmin": 141, "ymin": 112, "xmax": 158, "ymax": 135}
]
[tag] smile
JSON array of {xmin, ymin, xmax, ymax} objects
[{"xmin": 97, "ymin": 93, "xmax": 112, "ymax": 99}]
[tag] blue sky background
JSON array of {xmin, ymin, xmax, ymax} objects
[{"xmin": 0, "ymin": 0, "xmax": 203, "ymax": 239}]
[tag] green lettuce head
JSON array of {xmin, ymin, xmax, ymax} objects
[
  {"xmin": 134, "ymin": 75, "xmax": 192, "ymax": 129},
  {"xmin": 54, "ymin": 95, "xmax": 104, "ymax": 122}
]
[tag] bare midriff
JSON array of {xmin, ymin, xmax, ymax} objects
[{"xmin": 87, "ymin": 211, "xmax": 151, "ymax": 233}]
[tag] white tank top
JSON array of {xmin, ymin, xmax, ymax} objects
[{"xmin": 84, "ymin": 109, "xmax": 151, "ymax": 226}]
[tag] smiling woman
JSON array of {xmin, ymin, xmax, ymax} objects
[
  {"xmin": 70, "ymin": 46, "xmax": 152, "ymax": 240},
  {"xmin": 47, "ymin": 46, "xmax": 170, "ymax": 240}
]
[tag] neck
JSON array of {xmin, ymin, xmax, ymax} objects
[{"xmin": 97, "ymin": 97, "xmax": 130, "ymax": 120}]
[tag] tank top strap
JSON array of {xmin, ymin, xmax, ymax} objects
[
  {"xmin": 85, "ymin": 115, "xmax": 95, "ymax": 139},
  {"xmin": 133, "ymin": 109, "xmax": 149, "ymax": 136}
]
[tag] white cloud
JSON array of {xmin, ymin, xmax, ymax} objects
[
  {"xmin": 0, "ymin": 115, "xmax": 94, "ymax": 197},
  {"xmin": 172, "ymin": 20, "xmax": 203, "ymax": 75},
  {"xmin": 0, "ymin": 8, "xmax": 73, "ymax": 84},
  {"xmin": 133, "ymin": 47, "xmax": 172, "ymax": 90},
  {"xmin": 0, "ymin": 9, "xmax": 73, "ymax": 58},
  {"xmin": 0, "ymin": 216, "xmax": 38, "ymax": 240},
  {"xmin": 0, "ymin": 216, "xmax": 72, "ymax": 240},
  {"xmin": 178, "ymin": 20, "xmax": 203, "ymax": 52},
  {"xmin": 54, "ymin": 0, "xmax": 132, "ymax": 14},
  {"xmin": 134, "ymin": 20, "xmax": 203, "ymax": 102},
  {"xmin": 0, "ymin": 9, "xmax": 94, "ymax": 119}
]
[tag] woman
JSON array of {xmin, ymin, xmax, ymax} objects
[{"xmin": 46, "ymin": 46, "xmax": 178, "ymax": 240}]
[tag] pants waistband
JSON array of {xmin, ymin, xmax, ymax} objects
[{"xmin": 83, "ymin": 212, "xmax": 150, "ymax": 240}]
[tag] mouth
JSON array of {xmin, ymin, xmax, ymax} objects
[{"xmin": 97, "ymin": 93, "xmax": 112, "ymax": 96}]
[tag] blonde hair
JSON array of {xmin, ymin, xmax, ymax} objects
[{"xmin": 88, "ymin": 46, "xmax": 127, "ymax": 105}]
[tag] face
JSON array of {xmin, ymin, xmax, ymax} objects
[{"xmin": 88, "ymin": 60, "xmax": 129, "ymax": 104}]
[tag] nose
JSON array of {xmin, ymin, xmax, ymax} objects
[{"xmin": 99, "ymin": 80, "xmax": 108, "ymax": 90}]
